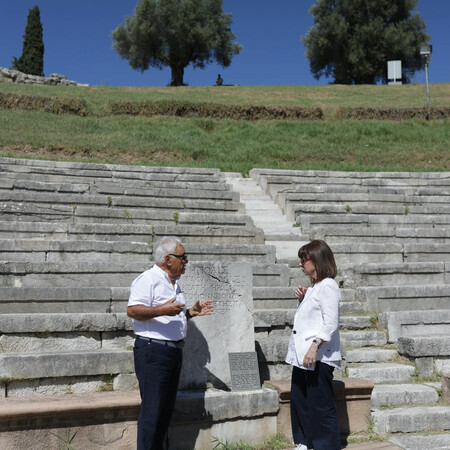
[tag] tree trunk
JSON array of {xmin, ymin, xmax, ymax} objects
[{"xmin": 170, "ymin": 65, "xmax": 185, "ymax": 86}]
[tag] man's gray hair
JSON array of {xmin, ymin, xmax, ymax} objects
[{"xmin": 154, "ymin": 236, "xmax": 183, "ymax": 266}]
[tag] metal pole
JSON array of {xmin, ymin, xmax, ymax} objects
[{"xmin": 425, "ymin": 61, "xmax": 430, "ymax": 108}]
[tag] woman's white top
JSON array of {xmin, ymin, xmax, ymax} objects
[{"xmin": 286, "ymin": 278, "xmax": 341, "ymax": 370}]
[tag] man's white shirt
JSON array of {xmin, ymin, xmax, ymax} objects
[{"xmin": 128, "ymin": 264, "xmax": 187, "ymax": 341}]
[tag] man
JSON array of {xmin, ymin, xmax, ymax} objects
[{"xmin": 128, "ymin": 236, "xmax": 213, "ymax": 450}]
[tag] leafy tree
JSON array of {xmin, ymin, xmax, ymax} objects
[
  {"xmin": 12, "ymin": 5, "xmax": 45, "ymax": 76},
  {"xmin": 112, "ymin": 0, "xmax": 242, "ymax": 86},
  {"xmin": 302, "ymin": 0, "xmax": 430, "ymax": 84}
]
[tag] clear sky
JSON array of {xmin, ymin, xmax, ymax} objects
[{"xmin": 0, "ymin": 0, "xmax": 448, "ymax": 87}]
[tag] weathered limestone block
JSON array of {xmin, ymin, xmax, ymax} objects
[
  {"xmin": 0, "ymin": 67, "xmax": 88, "ymax": 86},
  {"xmin": 443, "ymin": 374, "xmax": 450, "ymax": 404},
  {"xmin": 0, "ymin": 332, "xmax": 100, "ymax": 353},
  {"xmin": 398, "ymin": 335, "xmax": 450, "ymax": 357},
  {"xmin": 415, "ymin": 357, "xmax": 435, "ymax": 377},
  {"xmin": 7, "ymin": 376, "xmax": 109, "ymax": 397},
  {"xmin": 179, "ymin": 262, "xmax": 254, "ymax": 390},
  {"xmin": 113, "ymin": 374, "xmax": 138, "ymax": 392}
]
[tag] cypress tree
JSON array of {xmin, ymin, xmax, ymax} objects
[{"xmin": 12, "ymin": 5, "xmax": 45, "ymax": 76}]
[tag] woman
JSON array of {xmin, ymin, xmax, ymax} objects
[{"xmin": 285, "ymin": 240, "xmax": 342, "ymax": 450}]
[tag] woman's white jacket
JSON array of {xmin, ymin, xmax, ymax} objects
[{"xmin": 286, "ymin": 278, "xmax": 341, "ymax": 369}]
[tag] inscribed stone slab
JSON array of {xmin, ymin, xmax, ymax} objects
[
  {"xmin": 179, "ymin": 262, "xmax": 254, "ymax": 390},
  {"xmin": 229, "ymin": 352, "xmax": 261, "ymax": 391}
]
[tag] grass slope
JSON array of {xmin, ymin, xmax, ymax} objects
[{"xmin": 0, "ymin": 83, "xmax": 449, "ymax": 173}]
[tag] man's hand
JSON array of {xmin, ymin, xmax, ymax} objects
[
  {"xmin": 188, "ymin": 300, "xmax": 214, "ymax": 319},
  {"xmin": 161, "ymin": 297, "xmax": 185, "ymax": 316},
  {"xmin": 127, "ymin": 297, "xmax": 184, "ymax": 321}
]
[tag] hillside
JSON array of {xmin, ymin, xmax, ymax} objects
[{"xmin": 0, "ymin": 82, "xmax": 449, "ymax": 173}]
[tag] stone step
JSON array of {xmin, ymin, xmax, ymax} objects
[
  {"xmin": 389, "ymin": 432, "xmax": 450, "ymax": 449},
  {"xmin": 379, "ymin": 309, "xmax": 450, "ymax": 342},
  {"xmin": 341, "ymin": 331, "xmax": 387, "ymax": 348},
  {"xmin": 339, "ymin": 316, "xmax": 373, "ymax": 330},
  {"xmin": 0, "ymin": 157, "xmax": 222, "ymax": 179},
  {"xmin": 358, "ymin": 285, "xmax": 450, "ymax": 312},
  {"xmin": 0, "ymin": 329, "xmax": 133, "ymax": 354},
  {"xmin": 398, "ymin": 335, "xmax": 450, "ymax": 358},
  {"xmin": 310, "ymin": 226, "xmax": 450, "ymax": 244},
  {"xmin": 0, "ymin": 221, "xmax": 265, "ymax": 244},
  {"xmin": 281, "ymin": 191, "xmax": 450, "ymax": 208},
  {"xmin": 277, "ymin": 183, "xmax": 450, "ymax": 196},
  {"xmin": 254, "ymin": 310, "xmax": 372, "ymax": 331},
  {"xmin": 347, "ymin": 363, "xmax": 416, "ymax": 383},
  {"xmin": 292, "ymin": 202, "xmax": 450, "ymax": 219},
  {"xmin": 0, "ymin": 388, "xmax": 278, "ymax": 450},
  {"xmin": 0, "ymin": 350, "xmax": 134, "ymax": 381},
  {"xmin": 269, "ymin": 239, "xmax": 309, "ymax": 260},
  {"xmin": 0, "ymin": 287, "xmax": 129, "ymax": 313},
  {"xmin": 298, "ymin": 212, "xmax": 450, "ymax": 232},
  {"xmin": 341, "ymin": 301, "xmax": 367, "ymax": 314},
  {"xmin": 340, "ymin": 262, "xmax": 447, "ymax": 288},
  {"xmin": 252, "ymin": 287, "xmax": 356, "ymax": 310},
  {"xmin": 256, "ymin": 336, "xmax": 287, "ymax": 363},
  {"xmin": 4, "ymin": 177, "xmax": 238, "ymax": 201},
  {"xmin": 371, "ymin": 384, "xmax": 439, "ymax": 407},
  {"xmin": 252, "ymin": 263, "xmax": 291, "ymax": 287},
  {"xmin": 0, "ymin": 239, "xmax": 152, "ymax": 263},
  {"xmin": 0, "ymin": 262, "xmax": 141, "ymax": 289},
  {"xmin": 0, "ymin": 312, "xmax": 130, "ymax": 333},
  {"xmin": 0, "ymin": 202, "xmax": 254, "ymax": 226},
  {"xmin": 347, "ymin": 442, "xmax": 402, "ymax": 450},
  {"xmin": 250, "ymin": 168, "xmax": 450, "ymax": 192},
  {"xmin": 0, "ymin": 191, "xmax": 244, "ymax": 214},
  {"xmin": 282, "ymin": 242, "xmax": 405, "ymax": 266},
  {"xmin": 0, "ymin": 244, "xmax": 279, "ymax": 288},
  {"xmin": 226, "ymin": 176, "xmax": 300, "ymax": 237},
  {"xmin": 344, "ymin": 348, "xmax": 398, "ymax": 363},
  {"xmin": 372, "ymin": 406, "xmax": 450, "ymax": 433}
]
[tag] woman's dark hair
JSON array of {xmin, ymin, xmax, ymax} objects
[{"xmin": 298, "ymin": 240, "xmax": 337, "ymax": 283}]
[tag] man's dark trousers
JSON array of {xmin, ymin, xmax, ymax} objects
[
  {"xmin": 134, "ymin": 337, "xmax": 183, "ymax": 450},
  {"xmin": 290, "ymin": 362, "xmax": 341, "ymax": 450}
]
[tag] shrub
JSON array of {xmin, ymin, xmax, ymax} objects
[
  {"xmin": 108, "ymin": 100, "xmax": 323, "ymax": 121},
  {"xmin": 334, "ymin": 106, "xmax": 450, "ymax": 121},
  {"xmin": 0, "ymin": 92, "xmax": 89, "ymax": 116}
]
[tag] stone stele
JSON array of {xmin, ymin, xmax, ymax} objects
[{"xmin": 178, "ymin": 262, "xmax": 254, "ymax": 391}]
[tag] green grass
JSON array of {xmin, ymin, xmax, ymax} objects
[
  {"xmin": 211, "ymin": 433, "xmax": 292, "ymax": 449},
  {"xmin": 1, "ymin": 83, "xmax": 449, "ymax": 173},
  {"xmin": 2, "ymin": 82, "xmax": 450, "ymax": 116}
]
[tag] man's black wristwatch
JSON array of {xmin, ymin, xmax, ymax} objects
[{"xmin": 312, "ymin": 339, "xmax": 322, "ymax": 349}]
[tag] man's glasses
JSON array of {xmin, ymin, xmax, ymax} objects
[{"xmin": 169, "ymin": 253, "xmax": 188, "ymax": 262}]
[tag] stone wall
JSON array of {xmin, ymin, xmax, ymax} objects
[{"xmin": 0, "ymin": 67, "xmax": 88, "ymax": 86}]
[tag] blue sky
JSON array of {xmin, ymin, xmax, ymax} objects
[{"xmin": 0, "ymin": 0, "xmax": 448, "ymax": 87}]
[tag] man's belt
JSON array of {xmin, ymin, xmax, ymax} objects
[{"xmin": 136, "ymin": 335, "xmax": 185, "ymax": 349}]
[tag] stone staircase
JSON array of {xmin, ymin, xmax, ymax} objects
[
  {"xmin": 1, "ymin": 158, "xmax": 450, "ymax": 448},
  {"xmin": 0, "ymin": 158, "xmax": 278, "ymax": 401},
  {"xmin": 229, "ymin": 169, "xmax": 450, "ymax": 448}
]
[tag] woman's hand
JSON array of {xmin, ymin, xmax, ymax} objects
[
  {"xmin": 295, "ymin": 285, "xmax": 308, "ymax": 300},
  {"xmin": 303, "ymin": 344, "xmax": 318, "ymax": 369}
]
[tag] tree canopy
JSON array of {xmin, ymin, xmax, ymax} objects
[
  {"xmin": 12, "ymin": 5, "xmax": 45, "ymax": 76},
  {"xmin": 112, "ymin": 0, "xmax": 242, "ymax": 86},
  {"xmin": 302, "ymin": 0, "xmax": 430, "ymax": 84}
]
